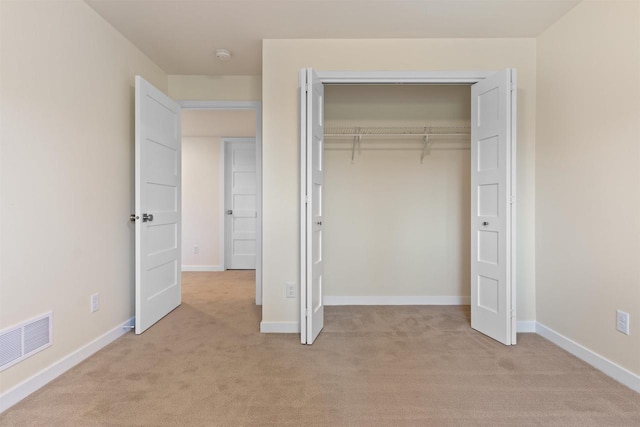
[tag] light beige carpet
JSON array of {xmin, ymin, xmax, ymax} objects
[{"xmin": 1, "ymin": 271, "xmax": 639, "ymax": 426}]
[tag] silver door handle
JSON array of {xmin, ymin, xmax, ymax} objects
[
  {"xmin": 129, "ymin": 214, "xmax": 139, "ymax": 222},
  {"xmin": 142, "ymin": 213, "xmax": 154, "ymax": 222},
  {"xmin": 227, "ymin": 210, "xmax": 233, "ymax": 215}
]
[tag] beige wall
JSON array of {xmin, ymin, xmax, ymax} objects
[
  {"xmin": 0, "ymin": 0, "xmax": 167, "ymax": 393},
  {"xmin": 181, "ymin": 111, "xmax": 256, "ymax": 269},
  {"xmin": 168, "ymin": 75, "xmax": 261, "ymax": 101},
  {"xmin": 262, "ymin": 39, "xmax": 537, "ymax": 325},
  {"xmin": 323, "ymin": 85, "xmax": 471, "ymax": 297},
  {"xmin": 536, "ymin": 0, "xmax": 640, "ymax": 375}
]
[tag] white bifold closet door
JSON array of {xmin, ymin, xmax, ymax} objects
[
  {"xmin": 470, "ymin": 69, "xmax": 516, "ymax": 345},
  {"xmin": 300, "ymin": 68, "xmax": 325, "ymax": 345},
  {"xmin": 300, "ymin": 69, "xmax": 516, "ymax": 346},
  {"xmin": 134, "ymin": 76, "xmax": 182, "ymax": 334}
]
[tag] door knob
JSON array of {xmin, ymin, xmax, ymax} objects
[
  {"xmin": 227, "ymin": 210, "xmax": 233, "ymax": 215},
  {"xmin": 129, "ymin": 214, "xmax": 139, "ymax": 222},
  {"xmin": 482, "ymin": 221, "xmax": 489, "ymax": 226},
  {"xmin": 317, "ymin": 221, "xmax": 322, "ymax": 226},
  {"xmin": 142, "ymin": 213, "xmax": 154, "ymax": 222}
]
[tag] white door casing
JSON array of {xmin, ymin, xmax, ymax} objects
[
  {"xmin": 300, "ymin": 68, "xmax": 325, "ymax": 344},
  {"xmin": 134, "ymin": 76, "xmax": 182, "ymax": 334},
  {"xmin": 225, "ymin": 139, "xmax": 257, "ymax": 270},
  {"xmin": 299, "ymin": 69, "xmax": 516, "ymax": 346},
  {"xmin": 470, "ymin": 69, "xmax": 516, "ymax": 345}
]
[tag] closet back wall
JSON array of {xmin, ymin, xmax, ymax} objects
[{"xmin": 323, "ymin": 85, "xmax": 471, "ymax": 299}]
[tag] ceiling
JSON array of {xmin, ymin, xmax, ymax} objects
[{"xmin": 85, "ymin": 0, "xmax": 581, "ymax": 75}]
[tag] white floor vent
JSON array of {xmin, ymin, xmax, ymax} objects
[{"xmin": 0, "ymin": 312, "xmax": 52, "ymax": 372}]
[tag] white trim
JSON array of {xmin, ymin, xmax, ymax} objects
[
  {"xmin": 0, "ymin": 317, "xmax": 135, "ymax": 413},
  {"xmin": 516, "ymin": 321, "xmax": 536, "ymax": 333},
  {"xmin": 178, "ymin": 100, "xmax": 263, "ymax": 306},
  {"xmin": 324, "ymin": 296, "xmax": 470, "ymax": 306},
  {"xmin": 260, "ymin": 321, "xmax": 300, "ymax": 333},
  {"xmin": 254, "ymin": 105, "xmax": 263, "ymax": 306},
  {"xmin": 316, "ymin": 71, "xmax": 493, "ymax": 84},
  {"xmin": 219, "ymin": 140, "xmax": 226, "ymax": 270},
  {"xmin": 299, "ymin": 68, "xmax": 308, "ymax": 344},
  {"xmin": 537, "ymin": 322, "xmax": 640, "ymax": 393},
  {"xmin": 181, "ymin": 265, "xmax": 224, "ymax": 272},
  {"xmin": 510, "ymin": 69, "xmax": 518, "ymax": 344}
]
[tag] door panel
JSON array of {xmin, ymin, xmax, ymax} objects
[
  {"xmin": 300, "ymin": 68, "xmax": 325, "ymax": 345},
  {"xmin": 225, "ymin": 139, "xmax": 257, "ymax": 270},
  {"xmin": 135, "ymin": 76, "xmax": 182, "ymax": 334},
  {"xmin": 470, "ymin": 69, "xmax": 516, "ymax": 345}
]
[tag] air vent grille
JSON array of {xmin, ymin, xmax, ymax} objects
[
  {"xmin": 0, "ymin": 312, "xmax": 52, "ymax": 372},
  {"xmin": 0, "ymin": 329, "xmax": 22, "ymax": 368}
]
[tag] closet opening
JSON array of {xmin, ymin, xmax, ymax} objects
[
  {"xmin": 300, "ymin": 70, "xmax": 517, "ymax": 346},
  {"xmin": 322, "ymin": 84, "xmax": 472, "ymax": 306}
]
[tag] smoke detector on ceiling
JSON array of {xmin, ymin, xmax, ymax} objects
[{"xmin": 215, "ymin": 48, "xmax": 231, "ymax": 61}]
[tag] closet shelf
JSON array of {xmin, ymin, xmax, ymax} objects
[{"xmin": 324, "ymin": 126, "xmax": 471, "ymax": 163}]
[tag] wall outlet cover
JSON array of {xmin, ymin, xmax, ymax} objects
[
  {"xmin": 616, "ymin": 310, "xmax": 630, "ymax": 335},
  {"xmin": 91, "ymin": 293, "xmax": 100, "ymax": 313},
  {"xmin": 286, "ymin": 282, "xmax": 296, "ymax": 298}
]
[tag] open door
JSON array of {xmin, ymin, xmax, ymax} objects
[
  {"xmin": 470, "ymin": 69, "xmax": 516, "ymax": 345},
  {"xmin": 300, "ymin": 68, "xmax": 324, "ymax": 344},
  {"xmin": 134, "ymin": 76, "xmax": 182, "ymax": 334}
]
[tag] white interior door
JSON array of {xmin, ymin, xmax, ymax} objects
[
  {"xmin": 300, "ymin": 68, "xmax": 324, "ymax": 344},
  {"xmin": 134, "ymin": 76, "xmax": 182, "ymax": 334},
  {"xmin": 470, "ymin": 69, "xmax": 516, "ymax": 345},
  {"xmin": 225, "ymin": 139, "xmax": 257, "ymax": 269}
]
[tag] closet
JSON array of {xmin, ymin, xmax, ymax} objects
[{"xmin": 322, "ymin": 84, "xmax": 472, "ymax": 304}]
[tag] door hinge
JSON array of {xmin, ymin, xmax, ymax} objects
[
  {"xmin": 305, "ymin": 195, "xmax": 310, "ymax": 204},
  {"xmin": 510, "ymin": 195, "xmax": 515, "ymax": 205},
  {"xmin": 510, "ymin": 310, "xmax": 515, "ymax": 319},
  {"xmin": 510, "ymin": 83, "xmax": 516, "ymax": 92},
  {"xmin": 305, "ymin": 308, "xmax": 310, "ymax": 318}
]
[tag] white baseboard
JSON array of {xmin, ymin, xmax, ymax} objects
[
  {"xmin": 536, "ymin": 322, "xmax": 640, "ymax": 393},
  {"xmin": 181, "ymin": 265, "xmax": 224, "ymax": 272},
  {"xmin": 516, "ymin": 321, "xmax": 536, "ymax": 333},
  {"xmin": 323, "ymin": 295, "xmax": 471, "ymax": 306},
  {"xmin": 260, "ymin": 321, "xmax": 300, "ymax": 333},
  {"xmin": 0, "ymin": 317, "xmax": 135, "ymax": 413}
]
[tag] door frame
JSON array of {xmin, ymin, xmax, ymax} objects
[
  {"xmin": 222, "ymin": 137, "xmax": 258, "ymax": 271},
  {"xmin": 300, "ymin": 70, "xmax": 517, "ymax": 344},
  {"xmin": 179, "ymin": 100, "xmax": 263, "ymax": 305}
]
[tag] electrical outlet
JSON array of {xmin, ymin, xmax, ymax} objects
[
  {"xmin": 91, "ymin": 293, "xmax": 100, "ymax": 313},
  {"xmin": 616, "ymin": 310, "xmax": 630, "ymax": 335},
  {"xmin": 193, "ymin": 245, "xmax": 199, "ymax": 254},
  {"xmin": 286, "ymin": 282, "xmax": 296, "ymax": 298}
]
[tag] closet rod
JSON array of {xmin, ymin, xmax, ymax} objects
[{"xmin": 325, "ymin": 147, "xmax": 469, "ymax": 151}]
